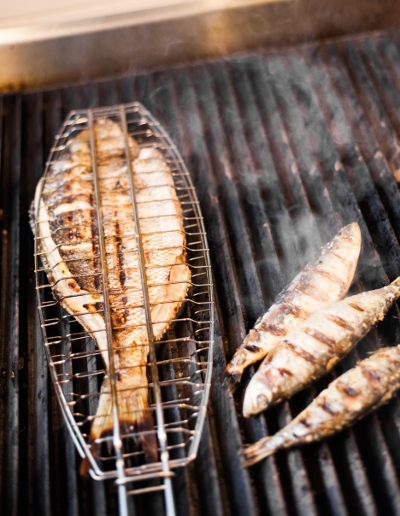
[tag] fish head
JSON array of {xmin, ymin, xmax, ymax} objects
[
  {"xmin": 324, "ymin": 222, "xmax": 361, "ymax": 297},
  {"xmin": 338, "ymin": 222, "xmax": 361, "ymax": 243},
  {"xmin": 333, "ymin": 223, "xmax": 362, "ymax": 259},
  {"xmin": 242, "ymin": 379, "xmax": 273, "ymax": 417}
]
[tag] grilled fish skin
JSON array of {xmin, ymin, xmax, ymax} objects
[
  {"xmin": 34, "ymin": 118, "xmax": 191, "ymax": 464},
  {"xmin": 222, "ymin": 223, "xmax": 361, "ymax": 386},
  {"xmin": 243, "ymin": 277, "xmax": 400, "ymax": 417},
  {"xmin": 241, "ymin": 345, "xmax": 400, "ymax": 467}
]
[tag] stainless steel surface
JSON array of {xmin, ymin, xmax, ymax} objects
[
  {"xmin": 1, "ymin": 0, "xmax": 400, "ymax": 93},
  {"xmin": 33, "ymin": 102, "xmax": 215, "ymax": 514}
]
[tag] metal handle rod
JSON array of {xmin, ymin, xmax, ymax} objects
[
  {"xmin": 88, "ymin": 110, "xmax": 129, "ymax": 516},
  {"xmin": 120, "ymin": 105, "xmax": 176, "ymax": 516}
]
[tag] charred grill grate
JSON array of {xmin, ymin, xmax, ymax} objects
[{"xmin": 3, "ymin": 29, "xmax": 400, "ymax": 516}]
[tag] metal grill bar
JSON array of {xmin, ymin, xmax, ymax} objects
[
  {"xmin": 88, "ymin": 109, "xmax": 129, "ymax": 516},
  {"xmin": 121, "ymin": 102, "xmax": 175, "ymax": 516}
]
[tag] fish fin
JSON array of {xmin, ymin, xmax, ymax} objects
[
  {"xmin": 88, "ymin": 379, "xmax": 158, "ymax": 465},
  {"xmin": 29, "ymin": 198, "xmax": 37, "ymax": 234},
  {"xmin": 240, "ymin": 436, "xmax": 282, "ymax": 467},
  {"xmin": 220, "ymin": 368, "xmax": 242, "ymax": 391}
]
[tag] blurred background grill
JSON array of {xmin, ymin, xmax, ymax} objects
[{"xmin": 3, "ymin": 23, "xmax": 400, "ymax": 516}]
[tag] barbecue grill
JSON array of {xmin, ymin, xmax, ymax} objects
[{"xmin": 3, "ymin": 27, "xmax": 400, "ymax": 516}]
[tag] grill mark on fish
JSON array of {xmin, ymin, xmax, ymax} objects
[
  {"xmin": 259, "ymin": 323, "xmax": 287, "ymax": 336},
  {"xmin": 300, "ymin": 418, "xmax": 311, "ymax": 428},
  {"xmin": 67, "ymin": 279, "xmax": 80, "ymax": 292},
  {"xmin": 115, "ymin": 221, "xmax": 123, "ymax": 264},
  {"xmin": 113, "ymin": 313, "xmax": 126, "ymax": 326},
  {"xmin": 348, "ymin": 301, "xmax": 365, "ymax": 312},
  {"xmin": 344, "ymin": 386, "xmax": 358, "ymax": 397},
  {"xmin": 330, "ymin": 250, "xmax": 347, "ymax": 261},
  {"xmin": 325, "ymin": 313, "xmax": 355, "ymax": 332},
  {"xmin": 283, "ymin": 339, "xmax": 317, "ymax": 363},
  {"xmin": 319, "ymin": 400, "xmax": 336, "ymax": 415},
  {"xmin": 83, "ymin": 301, "xmax": 104, "ymax": 313},
  {"xmin": 248, "ymin": 329, "xmax": 262, "ymax": 342},
  {"xmin": 297, "ymin": 283, "xmax": 328, "ymax": 302},
  {"xmin": 266, "ymin": 301, "xmax": 306, "ymax": 322},
  {"xmin": 114, "ymin": 221, "xmax": 126, "ymax": 289},
  {"xmin": 315, "ymin": 268, "xmax": 344, "ymax": 286},
  {"xmin": 282, "ymin": 301, "xmax": 305, "ymax": 318},
  {"xmin": 361, "ymin": 366, "xmax": 381, "ymax": 385},
  {"xmin": 278, "ymin": 368, "xmax": 293, "ymax": 377},
  {"xmin": 119, "ymin": 270, "xmax": 126, "ymax": 286},
  {"xmin": 244, "ymin": 344, "xmax": 261, "ymax": 353},
  {"xmin": 301, "ymin": 327, "xmax": 337, "ymax": 349}
]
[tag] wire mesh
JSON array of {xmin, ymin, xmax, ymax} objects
[{"xmin": 33, "ymin": 102, "xmax": 214, "ymax": 514}]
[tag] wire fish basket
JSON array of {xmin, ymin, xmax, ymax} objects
[{"xmin": 32, "ymin": 103, "xmax": 215, "ymax": 515}]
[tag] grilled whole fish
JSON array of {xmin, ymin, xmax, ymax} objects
[
  {"xmin": 222, "ymin": 223, "xmax": 361, "ymax": 385},
  {"xmin": 241, "ymin": 345, "xmax": 400, "ymax": 466},
  {"xmin": 33, "ymin": 118, "xmax": 191, "ymax": 462},
  {"xmin": 243, "ymin": 277, "xmax": 400, "ymax": 417}
]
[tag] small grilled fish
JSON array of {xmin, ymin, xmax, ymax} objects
[
  {"xmin": 241, "ymin": 345, "xmax": 400, "ymax": 466},
  {"xmin": 222, "ymin": 223, "xmax": 361, "ymax": 385},
  {"xmin": 243, "ymin": 277, "xmax": 400, "ymax": 417},
  {"xmin": 33, "ymin": 117, "xmax": 191, "ymax": 465}
]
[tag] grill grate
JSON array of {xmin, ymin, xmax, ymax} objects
[{"xmin": 3, "ymin": 29, "xmax": 400, "ymax": 516}]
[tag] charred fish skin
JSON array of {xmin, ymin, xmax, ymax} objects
[
  {"xmin": 222, "ymin": 223, "xmax": 362, "ymax": 386},
  {"xmin": 243, "ymin": 277, "xmax": 400, "ymax": 417},
  {"xmin": 34, "ymin": 117, "xmax": 191, "ymax": 465},
  {"xmin": 241, "ymin": 345, "xmax": 400, "ymax": 467}
]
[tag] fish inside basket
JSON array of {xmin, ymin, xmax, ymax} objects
[{"xmin": 32, "ymin": 103, "xmax": 214, "ymax": 514}]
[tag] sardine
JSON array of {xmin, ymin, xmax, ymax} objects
[
  {"xmin": 243, "ymin": 277, "xmax": 400, "ymax": 417},
  {"xmin": 241, "ymin": 345, "xmax": 400, "ymax": 467},
  {"xmin": 222, "ymin": 223, "xmax": 361, "ymax": 385},
  {"xmin": 33, "ymin": 117, "xmax": 191, "ymax": 464}
]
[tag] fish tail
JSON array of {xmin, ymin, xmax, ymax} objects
[
  {"xmin": 84, "ymin": 378, "xmax": 158, "ymax": 471},
  {"xmin": 240, "ymin": 435, "xmax": 285, "ymax": 467}
]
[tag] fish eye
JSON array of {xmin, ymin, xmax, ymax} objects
[{"xmin": 257, "ymin": 394, "xmax": 268, "ymax": 406}]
